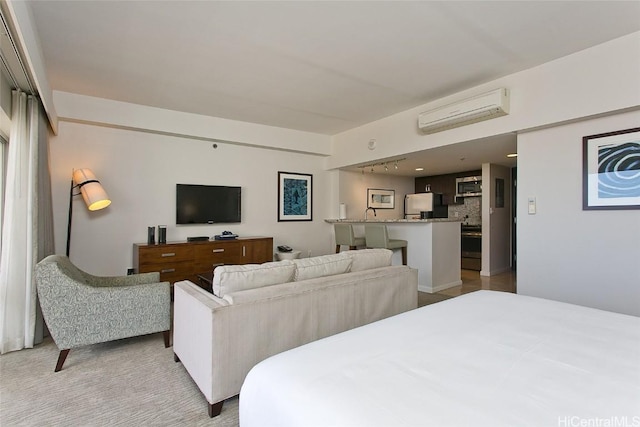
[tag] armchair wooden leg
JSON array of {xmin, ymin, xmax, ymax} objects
[
  {"xmin": 174, "ymin": 352, "xmax": 180, "ymax": 363},
  {"xmin": 163, "ymin": 330, "xmax": 171, "ymax": 348},
  {"xmin": 208, "ymin": 401, "xmax": 224, "ymax": 418},
  {"xmin": 55, "ymin": 349, "xmax": 70, "ymax": 372},
  {"xmin": 335, "ymin": 245, "xmax": 340, "ymax": 253},
  {"xmin": 401, "ymin": 247, "xmax": 407, "ymax": 266}
]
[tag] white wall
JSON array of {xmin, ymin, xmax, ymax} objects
[
  {"xmin": 337, "ymin": 170, "xmax": 414, "ymax": 221},
  {"xmin": 329, "ymin": 32, "xmax": 640, "ymax": 171},
  {"xmin": 49, "ymin": 121, "xmax": 334, "ymax": 276},
  {"xmin": 517, "ymin": 109, "xmax": 640, "ymax": 316}
]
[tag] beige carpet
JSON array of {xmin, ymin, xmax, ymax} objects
[
  {"xmin": 0, "ymin": 293, "xmax": 452, "ymax": 426},
  {"xmin": 0, "ymin": 333, "xmax": 239, "ymax": 426}
]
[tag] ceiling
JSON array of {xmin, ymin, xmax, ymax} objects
[{"xmin": 26, "ymin": 1, "xmax": 640, "ymax": 176}]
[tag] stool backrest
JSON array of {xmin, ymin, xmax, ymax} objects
[
  {"xmin": 364, "ymin": 224, "xmax": 389, "ymax": 249},
  {"xmin": 335, "ymin": 223, "xmax": 357, "ymax": 246}
]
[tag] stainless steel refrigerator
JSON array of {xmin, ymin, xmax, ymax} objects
[{"xmin": 404, "ymin": 193, "xmax": 448, "ymax": 219}]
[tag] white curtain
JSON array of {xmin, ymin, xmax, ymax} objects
[{"xmin": 0, "ymin": 91, "xmax": 43, "ymax": 353}]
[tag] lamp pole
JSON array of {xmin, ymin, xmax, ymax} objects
[{"xmin": 65, "ymin": 177, "xmax": 74, "ymax": 257}]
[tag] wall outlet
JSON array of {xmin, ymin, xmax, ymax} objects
[{"xmin": 454, "ymin": 212, "xmax": 459, "ymax": 217}]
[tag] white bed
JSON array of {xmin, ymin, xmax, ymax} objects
[{"xmin": 239, "ymin": 290, "xmax": 640, "ymax": 427}]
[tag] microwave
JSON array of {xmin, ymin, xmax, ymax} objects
[{"xmin": 456, "ymin": 176, "xmax": 482, "ymax": 198}]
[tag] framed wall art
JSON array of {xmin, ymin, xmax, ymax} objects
[
  {"xmin": 367, "ymin": 188, "xmax": 395, "ymax": 209},
  {"xmin": 582, "ymin": 127, "xmax": 640, "ymax": 210},
  {"xmin": 278, "ymin": 172, "xmax": 312, "ymax": 221}
]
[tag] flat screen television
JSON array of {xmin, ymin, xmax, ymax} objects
[{"xmin": 176, "ymin": 184, "xmax": 241, "ymax": 225}]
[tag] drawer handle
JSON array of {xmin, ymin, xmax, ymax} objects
[
  {"xmin": 161, "ymin": 253, "xmax": 176, "ymax": 257},
  {"xmin": 161, "ymin": 268, "xmax": 176, "ymax": 274},
  {"xmin": 212, "ymin": 249, "xmax": 225, "ymax": 253}
]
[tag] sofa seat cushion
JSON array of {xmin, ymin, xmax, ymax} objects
[
  {"xmin": 292, "ymin": 253, "xmax": 352, "ymax": 281},
  {"xmin": 343, "ymin": 248, "xmax": 393, "ymax": 272},
  {"xmin": 212, "ymin": 261, "xmax": 295, "ymax": 298}
]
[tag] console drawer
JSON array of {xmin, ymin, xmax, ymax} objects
[
  {"xmin": 138, "ymin": 245, "xmax": 194, "ymax": 265},
  {"xmin": 194, "ymin": 242, "xmax": 242, "ymax": 273}
]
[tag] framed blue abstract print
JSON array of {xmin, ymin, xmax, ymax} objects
[
  {"xmin": 583, "ymin": 127, "xmax": 640, "ymax": 210},
  {"xmin": 278, "ymin": 172, "xmax": 312, "ymax": 221}
]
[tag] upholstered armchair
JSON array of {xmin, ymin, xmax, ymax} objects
[{"xmin": 36, "ymin": 254, "xmax": 171, "ymax": 372}]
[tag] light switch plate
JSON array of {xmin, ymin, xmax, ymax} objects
[{"xmin": 528, "ymin": 197, "xmax": 536, "ymax": 214}]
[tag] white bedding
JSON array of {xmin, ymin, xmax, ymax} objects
[{"xmin": 240, "ymin": 290, "xmax": 640, "ymax": 427}]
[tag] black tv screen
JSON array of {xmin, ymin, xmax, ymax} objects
[{"xmin": 176, "ymin": 184, "xmax": 241, "ymax": 225}]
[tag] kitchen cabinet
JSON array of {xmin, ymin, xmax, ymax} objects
[{"xmin": 415, "ymin": 169, "xmax": 481, "ymax": 205}]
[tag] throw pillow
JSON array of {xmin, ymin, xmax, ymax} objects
[
  {"xmin": 293, "ymin": 253, "xmax": 352, "ymax": 281},
  {"xmin": 212, "ymin": 260, "xmax": 295, "ymax": 298},
  {"xmin": 344, "ymin": 248, "xmax": 393, "ymax": 272}
]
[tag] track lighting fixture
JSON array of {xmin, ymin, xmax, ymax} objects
[{"xmin": 356, "ymin": 158, "xmax": 406, "ymax": 174}]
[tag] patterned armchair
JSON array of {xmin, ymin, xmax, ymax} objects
[{"xmin": 36, "ymin": 254, "xmax": 171, "ymax": 372}]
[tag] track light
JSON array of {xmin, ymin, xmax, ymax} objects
[{"xmin": 356, "ymin": 157, "xmax": 405, "ymax": 174}]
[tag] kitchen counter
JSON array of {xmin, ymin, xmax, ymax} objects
[
  {"xmin": 325, "ymin": 218, "xmax": 461, "ymax": 223},
  {"xmin": 327, "ymin": 219, "xmax": 461, "ymax": 293}
]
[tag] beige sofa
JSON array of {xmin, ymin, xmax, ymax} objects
[{"xmin": 172, "ymin": 249, "xmax": 418, "ymax": 417}]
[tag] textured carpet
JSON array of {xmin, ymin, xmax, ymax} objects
[
  {"xmin": 1, "ymin": 293, "xmax": 453, "ymax": 426},
  {"xmin": 0, "ymin": 334, "xmax": 239, "ymax": 426}
]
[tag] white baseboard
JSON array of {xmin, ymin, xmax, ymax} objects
[
  {"xmin": 480, "ymin": 266, "xmax": 512, "ymax": 277},
  {"xmin": 418, "ymin": 279, "xmax": 462, "ymax": 294}
]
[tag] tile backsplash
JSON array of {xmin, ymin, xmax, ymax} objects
[{"xmin": 448, "ymin": 197, "xmax": 481, "ymax": 225}]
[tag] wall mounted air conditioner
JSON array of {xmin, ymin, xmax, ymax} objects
[{"xmin": 418, "ymin": 88, "xmax": 510, "ymax": 134}]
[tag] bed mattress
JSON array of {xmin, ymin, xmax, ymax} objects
[{"xmin": 240, "ymin": 290, "xmax": 640, "ymax": 426}]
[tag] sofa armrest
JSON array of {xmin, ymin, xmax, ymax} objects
[{"xmin": 173, "ymin": 280, "xmax": 228, "ymax": 405}]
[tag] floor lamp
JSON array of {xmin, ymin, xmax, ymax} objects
[{"xmin": 66, "ymin": 168, "xmax": 111, "ymax": 257}]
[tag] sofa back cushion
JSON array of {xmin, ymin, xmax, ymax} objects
[
  {"xmin": 343, "ymin": 248, "xmax": 393, "ymax": 272},
  {"xmin": 212, "ymin": 261, "xmax": 295, "ymax": 298},
  {"xmin": 293, "ymin": 253, "xmax": 352, "ymax": 281}
]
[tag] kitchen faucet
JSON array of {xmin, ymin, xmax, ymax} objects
[{"xmin": 365, "ymin": 207, "xmax": 377, "ymax": 220}]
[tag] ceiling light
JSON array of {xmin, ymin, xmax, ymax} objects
[
  {"xmin": 394, "ymin": 161, "xmax": 398, "ymax": 170},
  {"xmin": 507, "ymin": 153, "xmax": 518, "ymax": 158},
  {"xmin": 415, "ymin": 167, "xmax": 424, "ymax": 171},
  {"xmin": 384, "ymin": 163, "xmax": 388, "ymax": 171}
]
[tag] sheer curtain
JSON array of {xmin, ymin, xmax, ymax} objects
[{"xmin": 0, "ymin": 90, "xmax": 53, "ymax": 354}]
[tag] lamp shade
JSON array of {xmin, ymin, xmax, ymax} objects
[{"xmin": 72, "ymin": 168, "xmax": 111, "ymax": 211}]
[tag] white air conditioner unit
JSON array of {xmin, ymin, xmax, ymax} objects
[{"xmin": 418, "ymin": 88, "xmax": 510, "ymax": 134}]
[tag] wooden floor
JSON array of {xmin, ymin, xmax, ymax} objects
[
  {"xmin": 416, "ymin": 269, "xmax": 516, "ymax": 307},
  {"xmin": 438, "ymin": 269, "xmax": 517, "ymax": 297}
]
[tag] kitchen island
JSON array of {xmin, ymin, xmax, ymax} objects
[{"xmin": 325, "ymin": 218, "xmax": 461, "ymax": 293}]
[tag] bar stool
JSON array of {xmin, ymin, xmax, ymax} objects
[
  {"xmin": 364, "ymin": 224, "xmax": 408, "ymax": 265},
  {"xmin": 334, "ymin": 223, "xmax": 366, "ymax": 253}
]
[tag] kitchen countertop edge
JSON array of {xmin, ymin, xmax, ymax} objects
[{"xmin": 324, "ymin": 218, "xmax": 462, "ymax": 224}]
